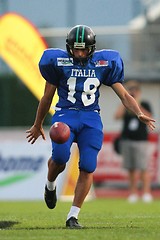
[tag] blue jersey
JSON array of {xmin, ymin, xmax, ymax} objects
[{"xmin": 39, "ymin": 48, "xmax": 124, "ymax": 111}]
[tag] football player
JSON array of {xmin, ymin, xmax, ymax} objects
[{"xmin": 26, "ymin": 25, "xmax": 155, "ymax": 228}]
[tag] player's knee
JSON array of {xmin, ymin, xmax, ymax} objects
[
  {"xmin": 49, "ymin": 158, "xmax": 66, "ymax": 173},
  {"xmin": 79, "ymin": 148, "xmax": 98, "ymax": 173},
  {"xmin": 79, "ymin": 160, "xmax": 97, "ymax": 173},
  {"xmin": 52, "ymin": 145, "xmax": 70, "ymax": 164}
]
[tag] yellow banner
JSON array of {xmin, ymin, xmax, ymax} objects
[{"xmin": 0, "ymin": 13, "xmax": 58, "ymax": 114}]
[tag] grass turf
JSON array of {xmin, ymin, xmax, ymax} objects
[{"xmin": 0, "ymin": 198, "xmax": 160, "ymax": 240}]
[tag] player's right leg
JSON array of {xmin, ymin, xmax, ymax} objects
[
  {"xmin": 44, "ymin": 158, "xmax": 66, "ymax": 209},
  {"xmin": 44, "ymin": 132, "xmax": 75, "ymax": 209}
]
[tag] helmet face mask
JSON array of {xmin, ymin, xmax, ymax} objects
[{"xmin": 66, "ymin": 25, "xmax": 96, "ymax": 64}]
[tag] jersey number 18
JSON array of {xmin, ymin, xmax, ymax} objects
[{"xmin": 67, "ymin": 77, "xmax": 100, "ymax": 106}]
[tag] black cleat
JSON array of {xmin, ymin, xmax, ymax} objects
[
  {"xmin": 66, "ymin": 217, "xmax": 83, "ymax": 229},
  {"xmin": 44, "ymin": 185, "xmax": 57, "ymax": 209}
]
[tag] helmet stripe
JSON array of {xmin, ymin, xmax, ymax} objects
[
  {"xmin": 81, "ymin": 26, "xmax": 85, "ymax": 43},
  {"xmin": 76, "ymin": 26, "xmax": 80, "ymax": 42},
  {"xmin": 76, "ymin": 26, "xmax": 85, "ymax": 43}
]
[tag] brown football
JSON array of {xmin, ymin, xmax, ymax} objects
[{"xmin": 49, "ymin": 122, "xmax": 70, "ymax": 144}]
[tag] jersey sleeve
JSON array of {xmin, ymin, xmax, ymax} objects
[
  {"xmin": 103, "ymin": 52, "xmax": 124, "ymax": 86},
  {"xmin": 39, "ymin": 50, "xmax": 59, "ymax": 86}
]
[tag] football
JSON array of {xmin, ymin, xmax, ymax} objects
[{"xmin": 49, "ymin": 122, "xmax": 70, "ymax": 144}]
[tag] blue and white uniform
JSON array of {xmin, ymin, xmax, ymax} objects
[{"xmin": 39, "ymin": 48, "xmax": 124, "ymax": 172}]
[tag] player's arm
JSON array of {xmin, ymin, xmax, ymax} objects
[
  {"xmin": 140, "ymin": 103, "xmax": 152, "ymax": 118},
  {"xmin": 111, "ymin": 82, "xmax": 156, "ymax": 130},
  {"xmin": 26, "ymin": 82, "xmax": 57, "ymax": 144}
]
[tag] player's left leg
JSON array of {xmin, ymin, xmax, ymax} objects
[{"xmin": 66, "ymin": 127, "xmax": 103, "ymax": 228}]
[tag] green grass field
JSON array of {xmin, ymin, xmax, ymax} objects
[{"xmin": 0, "ymin": 198, "xmax": 160, "ymax": 240}]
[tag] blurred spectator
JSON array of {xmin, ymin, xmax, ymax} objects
[{"xmin": 114, "ymin": 80, "xmax": 153, "ymax": 203}]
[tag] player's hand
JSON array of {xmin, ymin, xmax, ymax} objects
[
  {"xmin": 26, "ymin": 125, "xmax": 46, "ymax": 144},
  {"xmin": 138, "ymin": 114, "xmax": 156, "ymax": 130}
]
